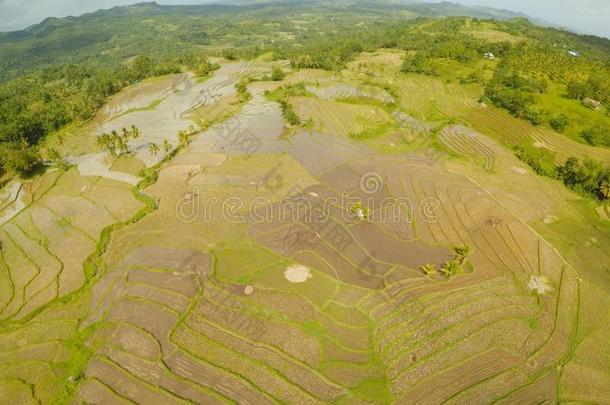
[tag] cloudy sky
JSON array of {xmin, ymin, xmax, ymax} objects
[{"xmin": 1, "ymin": 0, "xmax": 609, "ymax": 38}]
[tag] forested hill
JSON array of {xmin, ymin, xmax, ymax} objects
[{"xmin": 0, "ymin": 1, "xmax": 533, "ymax": 82}]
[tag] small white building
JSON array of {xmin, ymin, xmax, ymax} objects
[
  {"xmin": 583, "ymin": 98, "xmax": 601, "ymax": 111},
  {"xmin": 484, "ymin": 52, "xmax": 495, "ymax": 60},
  {"xmin": 568, "ymin": 50, "xmax": 580, "ymax": 57}
]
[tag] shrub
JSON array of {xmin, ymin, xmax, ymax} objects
[
  {"xmin": 235, "ymin": 79, "xmax": 251, "ymax": 102},
  {"xmin": 549, "ymin": 114, "xmax": 569, "ymax": 133},
  {"xmin": 279, "ymin": 100, "xmax": 300, "ymax": 126},
  {"xmin": 196, "ymin": 57, "xmax": 219, "ymax": 77},
  {"xmin": 580, "ymin": 125, "xmax": 610, "ymax": 147},
  {"xmin": 271, "ymin": 66, "xmax": 285, "ymax": 81}
]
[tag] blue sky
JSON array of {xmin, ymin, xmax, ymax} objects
[{"xmin": 0, "ymin": 0, "xmax": 609, "ymax": 38}]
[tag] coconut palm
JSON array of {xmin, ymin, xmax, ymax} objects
[
  {"xmin": 452, "ymin": 243, "xmax": 473, "ymax": 264},
  {"xmin": 96, "ymin": 133, "xmax": 110, "ymax": 149},
  {"xmin": 421, "ymin": 264, "xmax": 437, "ymax": 276},
  {"xmin": 178, "ymin": 130, "xmax": 190, "ymax": 146},
  {"xmin": 149, "ymin": 143, "xmax": 160, "ymax": 157},
  {"xmin": 163, "ymin": 140, "xmax": 173, "ymax": 153},
  {"xmin": 53, "ymin": 150, "xmax": 69, "ymax": 170},
  {"xmin": 130, "ymin": 125, "xmax": 141, "ymax": 140},
  {"xmin": 108, "ymin": 131, "xmax": 122, "ymax": 156},
  {"xmin": 107, "ymin": 143, "xmax": 118, "ymax": 157},
  {"xmin": 116, "ymin": 136, "xmax": 129, "ymax": 156},
  {"xmin": 440, "ymin": 260, "xmax": 463, "ymax": 277},
  {"xmin": 601, "ymin": 180, "xmax": 610, "ymax": 200}
]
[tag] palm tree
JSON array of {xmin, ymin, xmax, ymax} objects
[
  {"xmin": 116, "ymin": 136, "xmax": 129, "ymax": 156},
  {"xmin": 149, "ymin": 143, "xmax": 160, "ymax": 157},
  {"xmin": 47, "ymin": 148, "xmax": 68, "ymax": 171},
  {"xmin": 163, "ymin": 140, "xmax": 173, "ymax": 153},
  {"xmin": 421, "ymin": 264, "xmax": 437, "ymax": 276},
  {"xmin": 187, "ymin": 125, "xmax": 196, "ymax": 135},
  {"xmin": 130, "ymin": 125, "xmax": 141, "ymax": 140},
  {"xmin": 601, "ymin": 180, "xmax": 610, "ymax": 200},
  {"xmin": 107, "ymin": 143, "xmax": 118, "ymax": 157},
  {"xmin": 440, "ymin": 260, "xmax": 463, "ymax": 277},
  {"xmin": 452, "ymin": 243, "xmax": 473, "ymax": 264},
  {"xmin": 96, "ymin": 133, "xmax": 110, "ymax": 149},
  {"xmin": 108, "ymin": 130, "xmax": 122, "ymax": 156},
  {"xmin": 178, "ymin": 131, "xmax": 190, "ymax": 146}
]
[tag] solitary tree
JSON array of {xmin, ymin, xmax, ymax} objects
[{"xmin": 271, "ymin": 66, "xmax": 285, "ymax": 81}]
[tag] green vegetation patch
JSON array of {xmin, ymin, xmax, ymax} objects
[{"xmin": 352, "ymin": 377, "xmax": 392, "ymax": 403}]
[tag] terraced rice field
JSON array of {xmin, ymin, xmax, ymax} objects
[
  {"xmin": 438, "ymin": 125, "xmax": 500, "ymax": 171},
  {"xmin": 393, "ymin": 74, "xmax": 481, "ymax": 121},
  {"xmin": 292, "ymin": 97, "xmax": 391, "ymax": 138},
  {"xmin": 306, "ymin": 83, "xmax": 394, "ymax": 104},
  {"xmin": 352, "ymin": 51, "xmax": 610, "ymax": 166},
  {"xmin": 464, "ymin": 106, "xmax": 610, "ymax": 165},
  {"xmin": 0, "ymin": 56, "xmax": 608, "ymax": 404},
  {"xmin": 0, "ymin": 169, "xmax": 142, "ymax": 321}
]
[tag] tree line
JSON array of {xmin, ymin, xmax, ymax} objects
[
  {"xmin": 0, "ymin": 54, "xmax": 205, "ymax": 176},
  {"xmin": 514, "ymin": 143, "xmax": 610, "ymax": 201}
]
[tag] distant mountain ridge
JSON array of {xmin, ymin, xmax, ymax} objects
[
  {"xmin": 6, "ymin": 0, "xmax": 539, "ymax": 36},
  {"xmin": 0, "ymin": 0, "xmax": 601, "ymax": 82}
]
